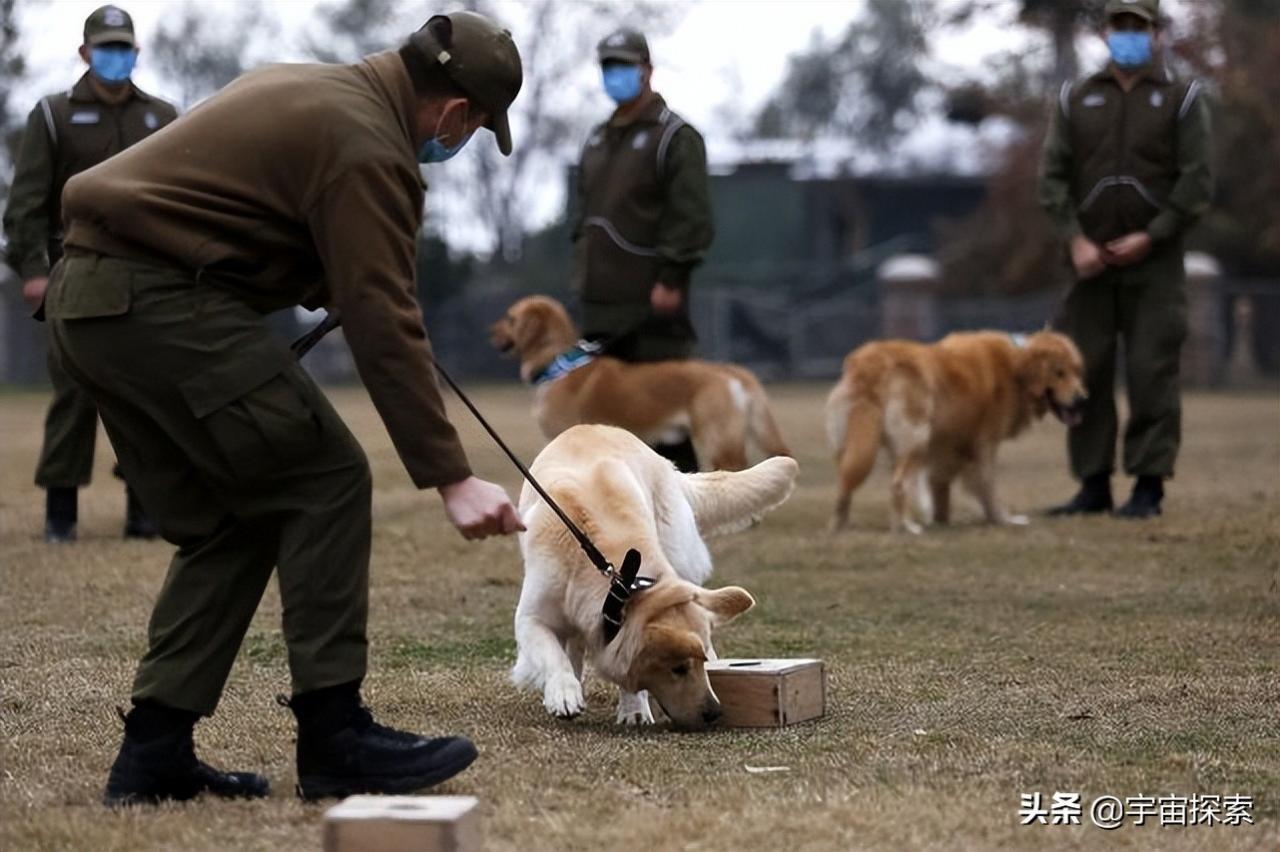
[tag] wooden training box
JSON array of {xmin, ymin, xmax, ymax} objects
[
  {"xmin": 323, "ymin": 795, "xmax": 481, "ymax": 852},
  {"xmin": 706, "ymin": 658, "xmax": 826, "ymax": 727}
]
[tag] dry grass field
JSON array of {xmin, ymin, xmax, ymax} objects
[{"xmin": 1, "ymin": 384, "xmax": 1277, "ymax": 851}]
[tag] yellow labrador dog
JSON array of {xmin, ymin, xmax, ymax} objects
[
  {"xmin": 826, "ymin": 330, "xmax": 1086, "ymax": 533},
  {"xmin": 512, "ymin": 424, "xmax": 798, "ymax": 729},
  {"xmin": 490, "ymin": 296, "xmax": 790, "ymax": 471}
]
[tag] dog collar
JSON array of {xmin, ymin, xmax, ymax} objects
[
  {"xmin": 530, "ymin": 340, "xmax": 601, "ymax": 386},
  {"xmin": 600, "ymin": 548, "xmax": 656, "ymax": 644}
]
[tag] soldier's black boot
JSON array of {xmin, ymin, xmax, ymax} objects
[
  {"xmin": 1115, "ymin": 475, "xmax": 1164, "ymax": 519},
  {"xmin": 1047, "ymin": 473, "xmax": 1112, "ymax": 516},
  {"xmin": 123, "ymin": 486, "xmax": 160, "ymax": 540},
  {"xmin": 44, "ymin": 487, "xmax": 78, "ymax": 543},
  {"xmin": 654, "ymin": 436, "xmax": 700, "ymax": 473},
  {"xmin": 103, "ymin": 701, "xmax": 270, "ymax": 807},
  {"xmin": 284, "ymin": 681, "xmax": 477, "ymax": 801}
]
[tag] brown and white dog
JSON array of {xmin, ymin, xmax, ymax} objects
[
  {"xmin": 825, "ymin": 330, "xmax": 1086, "ymax": 533},
  {"xmin": 512, "ymin": 424, "xmax": 798, "ymax": 729},
  {"xmin": 490, "ymin": 296, "xmax": 790, "ymax": 471}
]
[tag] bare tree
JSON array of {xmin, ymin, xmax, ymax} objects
[
  {"xmin": 0, "ymin": 0, "xmax": 26, "ymax": 199},
  {"xmin": 304, "ymin": 0, "xmax": 415, "ymax": 63},
  {"xmin": 1017, "ymin": 0, "xmax": 1105, "ymax": 83},
  {"xmin": 148, "ymin": 1, "xmax": 273, "ymax": 108},
  {"xmin": 753, "ymin": 0, "xmax": 932, "ymax": 150}
]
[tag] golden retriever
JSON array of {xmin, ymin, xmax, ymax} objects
[
  {"xmin": 490, "ymin": 296, "xmax": 790, "ymax": 471},
  {"xmin": 826, "ymin": 330, "xmax": 1086, "ymax": 533},
  {"xmin": 512, "ymin": 424, "xmax": 798, "ymax": 729}
]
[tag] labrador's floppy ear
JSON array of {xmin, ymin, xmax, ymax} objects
[
  {"xmin": 695, "ymin": 586, "xmax": 755, "ymax": 626},
  {"xmin": 641, "ymin": 623, "xmax": 708, "ymax": 665}
]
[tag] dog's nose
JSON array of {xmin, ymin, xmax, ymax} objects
[
  {"xmin": 702, "ymin": 704, "xmax": 723, "ymax": 726},
  {"xmin": 1072, "ymin": 391, "xmax": 1088, "ymax": 406}
]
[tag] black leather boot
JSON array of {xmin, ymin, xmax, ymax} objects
[
  {"xmin": 1115, "ymin": 475, "xmax": 1164, "ymax": 519},
  {"xmin": 283, "ymin": 682, "xmax": 477, "ymax": 801},
  {"xmin": 1047, "ymin": 473, "xmax": 1113, "ymax": 516},
  {"xmin": 44, "ymin": 487, "xmax": 77, "ymax": 543},
  {"xmin": 123, "ymin": 486, "xmax": 161, "ymax": 540},
  {"xmin": 103, "ymin": 702, "xmax": 269, "ymax": 807}
]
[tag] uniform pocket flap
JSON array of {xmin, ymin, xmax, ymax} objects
[
  {"xmin": 44, "ymin": 256, "xmax": 132, "ymax": 319},
  {"xmin": 178, "ymin": 348, "xmax": 289, "ymax": 419}
]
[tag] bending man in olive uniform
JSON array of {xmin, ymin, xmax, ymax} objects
[
  {"xmin": 1040, "ymin": 0, "xmax": 1211, "ymax": 518},
  {"xmin": 571, "ymin": 28, "xmax": 714, "ymax": 472},
  {"xmin": 2, "ymin": 5, "xmax": 175, "ymax": 542},
  {"xmin": 48, "ymin": 12, "xmax": 524, "ymax": 804}
]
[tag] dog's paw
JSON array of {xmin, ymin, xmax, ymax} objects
[
  {"xmin": 615, "ymin": 691, "xmax": 655, "ymax": 726},
  {"xmin": 902, "ymin": 519, "xmax": 924, "ymax": 535},
  {"xmin": 1002, "ymin": 513, "xmax": 1031, "ymax": 526},
  {"xmin": 543, "ymin": 672, "xmax": 585, "ymax": 719}
]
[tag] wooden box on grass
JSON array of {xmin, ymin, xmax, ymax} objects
[
  {"xmin": 323, "ymin": 795, "xmax": 481, "ymax": 852},
  {"xmin": 705, "ymin": 658, "xmax": 826, "ymax": 727}
]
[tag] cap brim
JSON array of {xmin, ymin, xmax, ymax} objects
[
  {"xmin": 1105, "ymin": 5, "xmax": 1155, "ymax": 22},
  {"xmin": 598, "ymin": 48, "xmax": 647, "ymax": 64},
  {"xmin": 489, "ymin": 110, "xmax": 512, "ymax": 157},
  {"xmin": 87, "ymin": 29, "xmax": 136, "ymax": 46}
]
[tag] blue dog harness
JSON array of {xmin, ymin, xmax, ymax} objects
[{"xmin": 530, "ymin": 340, "xmax": 603, "ymax": 386}]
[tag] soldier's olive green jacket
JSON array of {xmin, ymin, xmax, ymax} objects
[
  {"xmin": 2, "ymin": 74, "xmax": 178, "ymax": 281},
  {"xmin": 1039, "ymin": 64, "xmax": 1212, "ymax": 247},
  {"xmin": 58, "ymin": 51, "xmax": 471, "ymax": 490},
  {"xmin": 570, "ymin": 93, "xmax": 713, "ymax": 305}
]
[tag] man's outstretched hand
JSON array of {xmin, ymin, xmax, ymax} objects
[{"xmin": 438, "ymin": 476, "xmax": 525, "ymax": 540}]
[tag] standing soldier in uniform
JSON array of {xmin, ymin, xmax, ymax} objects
[
  {"xmin": 1040, "ymin": 0, "xmax": 1212, "ymax": 518},
  {"xmin": 571, "ymin": 28, "xmax": 714, "ymax": 472},
  {"xmin": 2, "ymin": 5, "xmax": 175, "ymax": 543},
  {"xmin": 47, "ymin": 12, "xmax": 523, "ymax": 804}
]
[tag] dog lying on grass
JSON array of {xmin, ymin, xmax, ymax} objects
[
  {"xmin": 490, "ymin": 295, "xmax": 791, "ymax": 471},
  {"xmin": 826, "ymin": 330, "xmax": 1086, "ymax": 533},
  {"xmin": 512, "ymin": 424, "xmax": 798, "ymax": 729}
]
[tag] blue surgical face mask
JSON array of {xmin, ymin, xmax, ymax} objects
[
  {"xmin": 89, "ymin": 45, "xmax": 137, "ymax": 83},
  {"xmin": 1107, "ymin": 31, "xmax": 1153, "ymax": 69},
  {"xmin": 602, "ymin": 64, "xmax": 643, "ymax": 105},
  {"xmin": 417, "ymin": 132, "xmax": 473, "ymax": 164},
  {"xmin": 417, "ymin": 106, "xmax": 474, "ymax": 164}
]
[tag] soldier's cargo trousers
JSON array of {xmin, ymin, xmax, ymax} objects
[
  {"xmin": 34, "ymin": 343, "xmax": 98, "ymax": 489},
  {"xmin": 1056, "ymin": 245, "xmax": 1188, "ymax": 481},
  {"xmin": 47, "ymin": 252, "xmax": 371, "ymax": 715}
]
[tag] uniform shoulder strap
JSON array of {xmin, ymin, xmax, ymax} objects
[
  {"xmin": 655, "ymin": 107, "xmax": 688, "ymax": 178},
  {"xmin": 37, "ymin": 95, "xmax": 60, "ymax": 146},
  {"xmin": 1058, "ymin": 80, "xmax": 1075, "ymax": 120},
  {"xmin": 1177, "ymin": 78, "xmax": 1204, "ymax": 120}
]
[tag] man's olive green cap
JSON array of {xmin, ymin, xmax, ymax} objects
[
  {"xmin": 410, "ymin": 11, "xmax": 523, "ymax": 157},
  {"xmin": 597, "ymin": 28, "xmax": 650, "ymax": 65},
  {"xmin": 84, "ymin": 5, "xmax": 136, "ymax": 47},
  {"xmin": 1104, "ymin": 0, "xmax": 1159, "ymax": 24}
]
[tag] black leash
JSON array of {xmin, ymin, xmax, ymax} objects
[{"xmin": 291, "ymin": 311, "xmax": 652, "ymax": 642}]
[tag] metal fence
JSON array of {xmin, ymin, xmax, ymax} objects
[{"xmin": 2, "ymin": 270, "xmax": 1277, "ymax": 387}]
